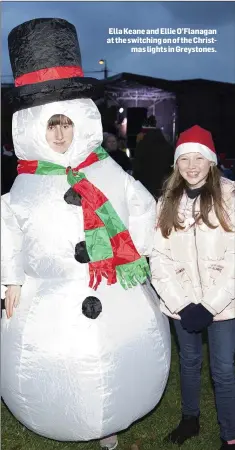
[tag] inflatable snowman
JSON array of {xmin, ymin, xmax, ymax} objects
[{"xmin": 1, "ymin": 18, "xmax": 171, "ymax": 441}]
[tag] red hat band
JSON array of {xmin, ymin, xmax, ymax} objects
[{"xmin": 15, "ymin": 65, "xmax": 84, "ymax": 87}]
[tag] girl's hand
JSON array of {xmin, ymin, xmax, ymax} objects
[{"xmin": 5, "ymin": 285, "xmax": 21, "ymax": 319}]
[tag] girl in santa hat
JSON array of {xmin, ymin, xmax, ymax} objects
[{"xmin": 150, "ymin": 125, "xmax": 235, "ymax": 450}]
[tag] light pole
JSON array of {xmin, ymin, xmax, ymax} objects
[
  {"xmin": 98, "ymin": 59, "xmax": 108, "ymax": 79},
  {"xmin": 172, "ymin": 110, "xmax": 177, "ymax": 146}
]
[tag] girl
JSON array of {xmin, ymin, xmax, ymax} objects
[
  {"xmin": 150, "ymin": 125, "xmax": 235, "ymax": 449},
  {"xmin": 3, "ymin": 18, "xmax": 170, "ymax": 450},
  {"xmin": 2, "ymin": 100, "xmax": 169, "ymax": 450},
  {"xmin": 4, "ymin": 112, "xmax": 118, "ymax": 450}
]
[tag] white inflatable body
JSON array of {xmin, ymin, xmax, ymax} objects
[{"xmin": 1, "ymin": 99, "xmax": 171, "ymax": 441}]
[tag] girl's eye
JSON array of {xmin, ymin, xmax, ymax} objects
[{"xmin": 48, "ymin": 125, "xmax": 54, "ymax": 130}]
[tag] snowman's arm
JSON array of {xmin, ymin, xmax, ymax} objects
[
  {"xmin": 125, "ymin": 174, "xmax": 157, "ymax": 256},
  {"xmin": 1, "ymin": 194, "xmax": 25, "ymax": 287}
]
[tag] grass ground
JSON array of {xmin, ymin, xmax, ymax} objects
[{"xmin": 1, "ymin": 331, "xmax": 220, "ymax": 450}]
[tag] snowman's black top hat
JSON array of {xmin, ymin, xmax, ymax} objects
[{"xmin": 7, "ymin": 18, "xmax": 103, "ymax": 112}]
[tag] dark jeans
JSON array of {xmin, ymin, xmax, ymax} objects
[{"xmin": 173, "ymin": 318, "xmax": 235, "ymax": 441}]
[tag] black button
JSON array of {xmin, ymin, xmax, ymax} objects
[
  {"xmin": 82, "ymin": 296, "xmax": 102, "ymax": 319},
  {"xmin": 74, "ymin": 241, "xmax": 90, "ymax": 263},
  {"xmin": 64, "ymin": 187, "xmax": 81, "ymax": 206}
]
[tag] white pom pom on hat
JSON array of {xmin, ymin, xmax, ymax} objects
[{"xmin": 174, "ymin": 125, "xmax": 217, "ymax": 167}]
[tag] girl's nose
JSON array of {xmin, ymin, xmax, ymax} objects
[
  {"xmin": 55, "ymin": 126, "xmax": 63, "ymax": 140},
  {"xmin": 188, "ymin": 159, "xmax": 196, "ymax": 168}
]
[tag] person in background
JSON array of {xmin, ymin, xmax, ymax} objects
[
  {"xmin": 150, "ymin": 125, "xmax": 235, "ymax": 450},
  {"xmin": 218, "ymin": 153, "xmax": 235, "ymax": 181},
  {"xmin": 147, "ymin": 115, "xmax": 157, "ymax": 128},
  {"xmin": 1, "ymin": 134, "xmax": 18, "ymax": 194},
  {"xmin": 102, "ymin": 133, "xmax": 132, "ymax": 174},
  {"xmin": 133, "ymin": 120, "xmax": 174, "ymax": 199},
  {"xmin": 136, "ymin": 115, "xmax": 157, "ymax": 145}
]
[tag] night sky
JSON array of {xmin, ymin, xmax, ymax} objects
[{"xmin": 2, "ymin": 1, "xmax": 235, "ymax": 83}]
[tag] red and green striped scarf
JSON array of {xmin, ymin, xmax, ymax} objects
[{"xmin": 17, "ymin": 146, "xmax": 150, "ymax": 290}]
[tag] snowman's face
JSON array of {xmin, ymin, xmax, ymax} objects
[
  {"xmin": 45, "ymin": 114, "xmax": 74, "ymax": 154},
  {"xmin": 12, "ymin": 98, "xmax": 103, "ymax": 168}
]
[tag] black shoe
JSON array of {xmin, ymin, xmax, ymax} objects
[
  {"xmin": 220, "ymin": 443, "xmax": 235, "ymax": 450},
  {"xmin": 164, "ymin": 415, "xmax": 200, "ymax": 446}
]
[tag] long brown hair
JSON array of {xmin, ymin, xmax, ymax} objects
[{"xmin": 158, "ymin": 165, "xmax": 234, "ymax": 238}]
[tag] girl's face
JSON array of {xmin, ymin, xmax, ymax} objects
[
  {"xmin": 46, "ymin": 115, "xmax": 74, "ymax": 154},
  {"xmin": 177, "ymin": 152, "xmax": 212, "ymax": 188}
]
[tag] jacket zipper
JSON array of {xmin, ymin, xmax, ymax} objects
[{"xmin": 193, "ymin": 223, "xmax": 203, "ymax": 297}]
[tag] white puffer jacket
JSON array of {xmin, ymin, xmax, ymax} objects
[{"xmin": 150, "ymin": 177, "xmax": 235, "ymax": 321}]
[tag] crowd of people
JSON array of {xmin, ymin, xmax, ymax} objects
[{"xmin": 1, "ymin": 17, "xmax": 235, "ymax": 450}]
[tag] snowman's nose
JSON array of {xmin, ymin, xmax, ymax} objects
[{"xmin": 82, "ymin": 296, "xmax": 102, "ymax": 319}]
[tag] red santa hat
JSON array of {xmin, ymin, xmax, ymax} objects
[{"xmin": 174, "ymin": 125, "xmax": 217, "ymax": 167}]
